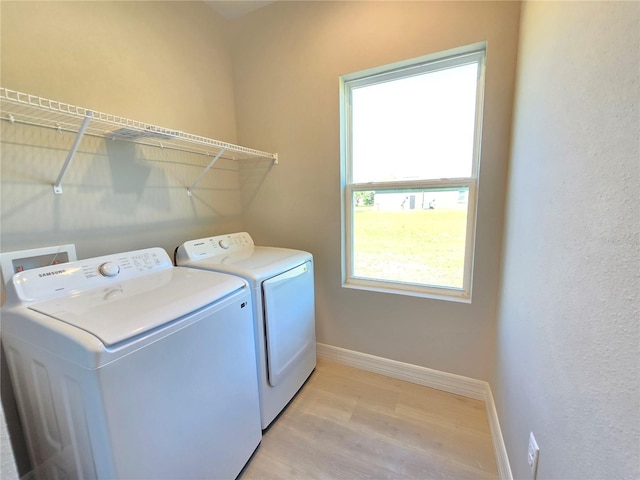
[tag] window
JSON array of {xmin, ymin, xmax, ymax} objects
[{"xmin": 340, "ymin": 44, "xmax": 486, "ymax": 302}]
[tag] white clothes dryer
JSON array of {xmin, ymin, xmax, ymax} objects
[
  {"xmin": 1, "ymin": 248, "xmax": 261, "ymax": 480},
  {"xmin": 175, "ymin": 232, "xmax": 316, "ymax": 429}
]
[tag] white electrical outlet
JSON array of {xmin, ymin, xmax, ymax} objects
[{"xmin": 528, "ymin": 432, "xmax": 540, "ymax": 478}]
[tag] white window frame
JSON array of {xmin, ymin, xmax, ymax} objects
[{"xmin": 339, "ymin": 43, "xmax": 486, "ymax": 302}]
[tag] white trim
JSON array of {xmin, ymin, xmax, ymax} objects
[
  {"xmin": 316, "ymin": 343, "xmax": 512, "ymax": 480},
  {"xmin": 484, "ymin": 385, "xmax": 514, "ymax": 480},
  {"xmin": 317, "ymin": 342, "xmax": 486, "ymax": 398},
  {"xmin": 340, "ymin": 42, "xmax": 487, "ymax": 83},
  {"xmin": 339, "ymin": 46, "xmax": 485, "ymax": 302}
]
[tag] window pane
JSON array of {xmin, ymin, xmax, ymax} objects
[
  {"xmin": 352, "ymin": 188, "xmax": 469, "ymax": 289},
  {"xmin": 351, "ymin": 62, "xmax": 478, "ymax": 183}
]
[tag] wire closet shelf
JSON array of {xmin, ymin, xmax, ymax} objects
[{"xmin": 0, "ymin": 87, "xmax": 278, "ymax": 194}]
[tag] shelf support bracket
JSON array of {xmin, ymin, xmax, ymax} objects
[
  {"xmin": 53, "ymin": 111, "xmax": 93, "ymax": 194},
  {"xmin": 187, "ymin": 148, "xmax": 226, "ymax": 197}
]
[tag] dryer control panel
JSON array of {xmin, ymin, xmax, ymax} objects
[
  {"xmin": 176, "ymin": 232, "xmax": 254, "ymax": 262},
  {"xmin": 7, "ymin": 248, "xmax": 172, "ymax": 304}
]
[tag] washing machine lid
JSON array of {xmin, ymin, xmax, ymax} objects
[{"xmin": 27, "ymin": 268, "xmax": 246, "ymax": 347}]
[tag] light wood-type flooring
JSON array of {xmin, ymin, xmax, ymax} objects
[{"xmin": 239, "ymin": 358, "xmax": 498, "ymax": 479}]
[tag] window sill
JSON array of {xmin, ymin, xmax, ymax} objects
[{"xmin": 342, "ymin": 280, "xmax": 472, "ymax": 304}]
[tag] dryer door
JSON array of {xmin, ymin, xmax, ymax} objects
[{"xmin": 262, "ymin": 261, "xmax": 315, "ymax": 387}]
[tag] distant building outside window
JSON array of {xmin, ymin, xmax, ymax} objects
[{"xmin": 340, "ymin": 43, "xmax": 486, "ymax": 301}]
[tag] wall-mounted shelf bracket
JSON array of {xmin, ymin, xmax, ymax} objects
[
  {"xmin": 187, "ymin": 148, "xmax": 226, "ymax": 197},
  {"xmin": 53, "ymin": 111, "xmax": 93, "ymax": 194}
]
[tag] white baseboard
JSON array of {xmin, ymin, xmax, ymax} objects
[
  {"xmin": 484, "ymin": 385, "xmax": 513, "ymax": 480},
  {"xmin": 316, "ymin": 343, "xmax": 512, "ymax": 480}
]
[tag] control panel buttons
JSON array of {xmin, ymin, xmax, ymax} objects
[
  {"xmin": 219, "ymin": 239, "xmax": 230, "ymax": 249},
  {"xmin": 99, "ymin": 262, "xmax": 120, "ymax": 277}
]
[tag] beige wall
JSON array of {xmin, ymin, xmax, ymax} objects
[
  {"xmin": 229, "ymin": 1, "xmax": 521, "ymax": 380},
  {"xmin": 1, "ymin": 1, "xmax": 243, "ymax": 263},
  {"xmin": 493, "ymin": 2, "xmax": 640, "ymax": 478},
  {"xmin": 1, "ymin": 1, "xmax": 237, "ymax": 140}
]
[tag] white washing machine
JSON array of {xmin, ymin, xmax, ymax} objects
[
  {"xmin": 175, "ymin": 232, "xmax": 316, "ymax": 429},
  {"xmin": 1, "ymin": 247, "xmax": 261, "ymax": 480}
]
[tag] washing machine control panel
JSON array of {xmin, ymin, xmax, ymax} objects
[
  {"xmin": 177, "ymin": 232, "xmax": 254, "ymax": 261},
  {"xmin": 9, "ymin": 248, "xmax": 173, "ymax": 303}
]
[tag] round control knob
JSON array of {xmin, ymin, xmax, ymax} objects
[
  {"xmin": 219, "ymin": 239, "xmax": 230, "ymax": 249},
  {"xmin": 99, "ymin": 262, "xmax": 120, "ymax": 277}
]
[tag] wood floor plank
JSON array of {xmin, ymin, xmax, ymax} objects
[
  {"xmin": 348, "ymin": 404, "xmax": 496, "ymax": 476},
  {"xmin": 239, "ymin": 358, "xmax": 498, "ymax": 480}
]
